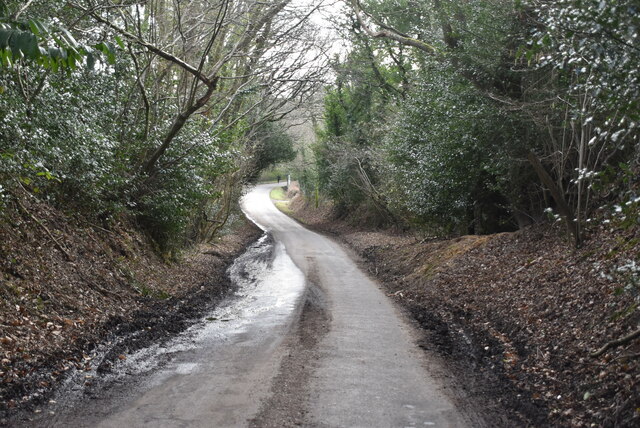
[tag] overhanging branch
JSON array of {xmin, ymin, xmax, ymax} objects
[
  {"xmin": 74, "ymin": 2, "xmax": 214, "ymax": 86},
  {"xmin": 349, "ymin": 0, "xmax": 439, "ymax": 55}
]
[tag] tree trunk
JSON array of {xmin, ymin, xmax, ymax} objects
[
  {"xmin": 142, "ymin": 80, "xmax": 217, "ymax": 175},
  {"xmin": 528, "ymin": 151, "xmax": 581, "ymax": 247}
]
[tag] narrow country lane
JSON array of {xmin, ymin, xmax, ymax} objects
[
  {"xmin": 38, "ymin": 183, "xmax": 471, "ymax": 428},
  {"xmin": 242, "ymin": 184, "xmax": 469, "ymax": 427}
]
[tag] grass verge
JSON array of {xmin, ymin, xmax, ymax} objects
[
  {"xmin": 269, "ymin": 186, "xmax": 287, "ymax": 200},
  {"xmin": 274, "ymin": 201, "xmax": 293, "ymax": 215}
]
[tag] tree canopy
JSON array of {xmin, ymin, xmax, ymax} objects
[
  {"xmin": 298, "ymin": 0, "xmax": 639, "ymax": 242},
  {"xmin": 1, "ymin": 0, "xmax": 638, "ymax": 249},
  {"xmin": 0, "ymin": 0, "xmax": 329, "ymax": 252}
]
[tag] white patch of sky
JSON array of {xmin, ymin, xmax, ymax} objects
[{"xmin": 293, "ymin": 0, "xmax": 350, "ymax": 58}]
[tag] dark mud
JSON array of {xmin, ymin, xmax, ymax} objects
[
  {"xmin": 3, "ymin": 231, "xmax": 265, "ymax": 427},
  {"xmin": 249, "ymin": 264, "xmax": 331, "ymax": 427},
  {"xmin": 406, "ymin": 303, "xmax": 549, "ymax": 427}
]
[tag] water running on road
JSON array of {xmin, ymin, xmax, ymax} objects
[{"xmin": 37, "ymin": 233, "xmax": 306, "ymax": 427}]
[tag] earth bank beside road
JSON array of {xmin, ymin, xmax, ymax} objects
[
  {"xmin": 1, "ymin": 198, "xmax": 261, "ymax": 426},
  {"xmin": 281, "ymin": 184, "xmax": 640, "ymax": 427}
]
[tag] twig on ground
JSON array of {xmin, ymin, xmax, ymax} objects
[
  {"xmin": 590, "ymin": 328, "xmax": 640, "ymax": 358},
  {"xmin": 15, "ymin": 199, "xmax": 73, "ymax": 261}
]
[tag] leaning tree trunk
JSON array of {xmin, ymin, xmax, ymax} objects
[{"xmin": 142, "ymin": 81, "xmax": 218, "ymax": 176}]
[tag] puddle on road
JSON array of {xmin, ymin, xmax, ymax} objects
[
  {"xmin": 43, "ymin": 233, "xmax": 306, "ymax": 418},
  {"xmin": 115, "ymin": 233, "xmax": 306, "ymax": 377}
]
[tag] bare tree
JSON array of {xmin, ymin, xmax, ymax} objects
[{"xmin": 76, "ymin": 0, "xmax": 314, "ymax": 175}]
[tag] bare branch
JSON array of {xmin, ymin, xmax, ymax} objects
[
  {"xmin": 74, "ymin": 2, "xmax": 214, "ymax": 86},
  {"xmin": 348, "ymin": 0, "xmax": 439, "ymax": 55},
  {"xmin": 591, "ymin": 328, "xmax": 640, "ymax": 358},
  {"xmin": 12, "ymin": 0, "xmax": 37, "ymax": 20}
]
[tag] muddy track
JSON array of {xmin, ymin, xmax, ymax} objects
[
  {"xmin": 94, "ymin": 234, "xmax": 275, "ymax": 375},
  {"xmin": 9, "ymin": 184, "xmax": 495, "ymax": 427},
  {"xmin": 285, "ymin": 204, "xmax": 548, "ymax": 426},
  {"xmin": 244, "ymin": 184, "xmax": 474, "ymax": 427}
]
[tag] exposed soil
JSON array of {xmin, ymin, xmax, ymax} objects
[
  {"xmin": 249, "ymin": 281, "xmax": 330, "ymax": 428},
  {"xmin": 0, "ymin": 195, "xmax": 261, "ymax": 425},
  {"xmin": 285, "ymin": 184, "xmax": 640, "ymax": 427}
]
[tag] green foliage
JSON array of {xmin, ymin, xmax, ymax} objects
[
  {"xmin": 0, "ymin": 12, "xmax": 117, "ymax": 71},
  {"xmin": 528, "ymin": 0, "xmax": 640, "ymax": 232},
  {"xmin": 322, "ymin": 89, "xmax": 347, "ymax": 138},
  {"xmin": 0, "ymin": 0, "xmax": 297, "ymax": 252},
  {"xmin": 384, "ymin": 69, "xmax": 483, "ymax": 229},
  {"xmin": 311, "ymin": 44, "xmax": 397, "ymax": 220},
  {"xmin": 534, "ymin": 0, "xmax": 639, "ymax": 120},
  {"xmin": 0, "ymin": 69, "xmax": 122, "ymax": 209},
  {"xmin": 304, "ymin": 0, "xmax": 640, "ymax": 237},
  {"xmin": 0, "ymin": 22, "xmax": 236, "ymax": 251},
  {"xmin": 309, "ymin": 1, "xmax": 536, "ymax": 231},
  {"xmin": 136, "ymin": 120, "xmax": 237, "ymax": 250},
  {"xmin": 383, "ymin": 62, "xmax": 539, "ymax": 233},
  {"xmin": 251, "ymin": 122, "xmax": 297, "ymax": 177}
]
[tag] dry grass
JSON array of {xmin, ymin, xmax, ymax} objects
[{"xmin": 413, "ymin": 235, "xmax": 492, "ymax": 279}]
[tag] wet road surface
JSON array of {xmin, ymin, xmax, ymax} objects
[
  {"xmin": 243, "ymin": 184, "xmax": 469, "ymax": 428},
  {"xmin": 39, "ymin": 183, "xmax": 470, "ymax": 427}
]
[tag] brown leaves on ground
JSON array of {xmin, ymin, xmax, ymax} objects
[
  {"xmin": 0, "ymin": 196, "xmax": 260, "ymax": 419},
  {"xmin": 291, "ymin": 194, "xmax": 639, "ymax": 427}
]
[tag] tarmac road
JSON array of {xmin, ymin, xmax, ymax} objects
[
  {"xmin": 242, "ymin": 183, "xmax": 469, "ymax": 427},
  {"xmin": 40, "ymin": 183, "xmax": 471, "ymax": 427}
]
